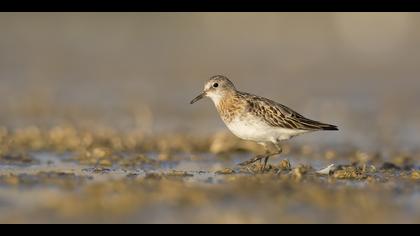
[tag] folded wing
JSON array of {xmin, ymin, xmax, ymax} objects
[{"xmin": 242, "ymin": 92, "xmax": 339, "ymax": 131}]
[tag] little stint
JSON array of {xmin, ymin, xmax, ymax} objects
[{"xmin": 190, "ymin": 75, "xmax": 338, "ymax": 170}]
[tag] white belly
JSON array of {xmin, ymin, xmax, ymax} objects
[{"xmin": 224, "ymin": 116, "xmax": 308, "ymax": 143}]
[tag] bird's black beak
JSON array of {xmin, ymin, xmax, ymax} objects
[{"xmin": 190, "ymin": 92, "xmax": 206, "ymax": 104}]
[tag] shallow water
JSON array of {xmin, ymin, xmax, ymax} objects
[{"xmin": 0, "ymin": 149, "xmax": 418, "ymax": 223}]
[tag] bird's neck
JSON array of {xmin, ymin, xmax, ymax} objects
[{"xmin": 210, "ymin": 90, "xmax": 234, "ymax": 107}]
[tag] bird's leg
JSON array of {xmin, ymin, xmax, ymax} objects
[
  {"xmin": 261, "ymin": 144, "xmax": 283, "ymax": 171},
  {"xmin": 262, "ymin": 156, "xmax": 269, "ymax": 171},
  {"xmin": 259, "ymin": 143, "xmax": 270, "ymax": 172},
  {"xmin": 238, "ymin": 143, "xmax": 283, "ymax": 172},
  {"xmin": 238, "ymin": 153, "xmax": 268, "ymax": 167},
  {"xmin": 238, "ymin": 143, "xmax": 270, "ymax": 167}
]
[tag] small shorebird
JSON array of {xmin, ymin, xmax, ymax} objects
[{"xmin": 190, "ymin": 75, "xmax": 338, "ymax": 170}]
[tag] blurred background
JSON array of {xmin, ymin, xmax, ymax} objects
[{"xmin": 1, "ymin": 12, "xmax": 420, "ymax": 151}]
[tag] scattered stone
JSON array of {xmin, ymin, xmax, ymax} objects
[
  {"xmin": 144, "ymin": 172, "xmax": 162, "ymax": 180},
  {"xmin": 393, "ymin": 154, "xmax": 415, "ymax": 170},
  {"xmin": 333, "ymin": 166, "xmax": 367, "ymax": 180},
  {"xmin": 0, "ymin": 153, "xmax": 36, "ymax": 165},
  {"xmin": 278, "ymin": 159, "xmax": 292, "ymax": 171},
  {"xmin": 165, "ymin": 170, "xmax": 194, "ymax": 177},
  {"xmin": 215, "ymin": 168, "xmax": 235, "ymax": 175},
  {"xmin": 410, "ymin": 171, "xmax": 420, "ymax": 180},
  {"xmin": 82, "ymin": 167, "xmax": 112, "ymax": 174},
  {"xmin": 126, "ymin": 173, "xmax": 139, "ymax": 179},
  {"xmin": 292, "ymin": 165, "xmax": 313, "ymax": 180},
  {"xmin": 380, "ymin": 162, "xmax": 401, "ymax": 171}
]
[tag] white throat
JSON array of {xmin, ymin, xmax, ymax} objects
[{"xmin": 207, "ymin": 93, "xmax": 224, "ymax": 106}]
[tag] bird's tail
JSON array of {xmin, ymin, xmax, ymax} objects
[
  {"xmin": 320, "ymin": 124, "xmax": 339, "ymax": 131},
  {"xmin": 298, "ymin": 117, "xmax": 339, "ymax": 131}
]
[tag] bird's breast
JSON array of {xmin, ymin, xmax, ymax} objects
[{"xmin": 216, "ymin": 96, "xmax": 245, "ymax": 123}]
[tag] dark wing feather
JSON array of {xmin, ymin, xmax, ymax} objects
[{"xmin": 240, "ymin": 92, "xmax": 338, "ymax": 131}]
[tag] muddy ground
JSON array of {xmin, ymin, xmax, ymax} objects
[{"xmin": 0, "ymin": 126, "xmax": 418, "ymax": 223}]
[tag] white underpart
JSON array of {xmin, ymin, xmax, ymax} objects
[{"xmin": 224, "ymin": 115, "xmax": 309, "ymax": 143}]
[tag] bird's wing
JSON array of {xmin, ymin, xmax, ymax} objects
[{"xmin": 241, "ymin": 92, "xmax": 338, "ymax": 131}]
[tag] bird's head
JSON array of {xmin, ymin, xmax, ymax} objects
[{"xmin": 190, "ymin": 75, "xmax": 236, "ymax": 105}]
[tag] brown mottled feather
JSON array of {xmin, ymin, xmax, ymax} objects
[
  {"xmin": 235, "ymin": 91, "xmax": 338, "ymax": 131},
  {"xmin": 216, "ymin": 94, "xmax": 246, "ymax": 123}
]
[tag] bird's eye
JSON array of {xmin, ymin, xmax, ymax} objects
[{"xmin": 213, "ymin": 83, "xmax": 219, "ymax": 88}]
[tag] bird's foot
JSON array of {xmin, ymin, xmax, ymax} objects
[
  {"xmin": 238, "ymin": 155, "xmax": 267, "ymax": 167},
  {"xmin": 238, "ymin": 155, "xmax": 271, "ymax": 174}
]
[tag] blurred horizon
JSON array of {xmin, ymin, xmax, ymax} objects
[{"xmin": 1, "ymin": 12, "xmax": 420, "ymax": 151}]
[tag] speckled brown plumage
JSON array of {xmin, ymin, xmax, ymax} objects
[
  {"xmin": 216, "ymin": 90, "xmax": 338, "ymax": 131},
  {"xmin": 237, "ymin": 91, "xmax": 338, "ymax": 131},
  {"xmin": 216, "ymin": 93, "xmax": 246, "ymax": 123}
]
